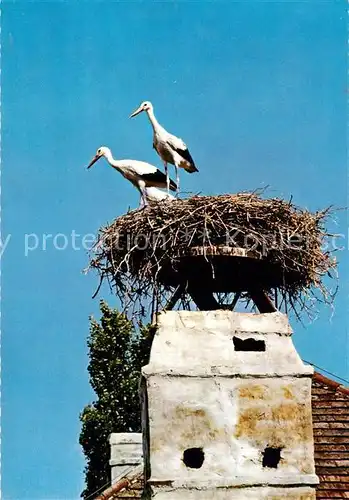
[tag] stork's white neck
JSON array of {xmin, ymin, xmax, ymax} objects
[
  {"xmin": 103, "ymin": 148, "xmax": 115, "ymax": 164},
  {"xmin": 103, "ymin": 149, "xmax": 123, "ymax": 171},
  {"xmin": 146, "ymin": 108, "xmax": 163, "ymax": 133}
]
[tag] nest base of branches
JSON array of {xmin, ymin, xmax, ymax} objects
[
  {"xmin": 158, "ymin": 245, "xmax": 291, "ymax": 292},
  {"xmin": 89, "ymin": 192, "xmax": 336, "ymax": 320}
]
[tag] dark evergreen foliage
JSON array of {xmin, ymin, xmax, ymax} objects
[{"xmin": 79, "ymin": 300, "xmax": 154, "ymax": 498}]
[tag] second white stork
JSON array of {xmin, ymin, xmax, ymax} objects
[
  {"xmin": 87, "ymin": 146, "xmax": 177, "ymax": 207},
  {"xmin": 139, "ymin": 186, "xmax": 175, "ymax": 207},
  {"xmin": 129, "ymin": 101, "xmax": 198, "ymax": 193}
]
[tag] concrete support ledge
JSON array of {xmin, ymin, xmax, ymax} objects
[
  {"xmin": 156, "ymin": 311, "xmax": 293, "ymax": 335},
  {"xmin": 142, "ymin": 366, "xmax": 314, "ymax": 378},
  {"xmin": 148, "ymin": 474, "xmax": 319, "ymax": 488},
  {"xmin": 150, "ymin": 486, "xmax": 316, "ymax": 499}
]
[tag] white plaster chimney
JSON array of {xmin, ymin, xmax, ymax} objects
[
  {"xmin": 141, "ymin": 310, "xmax": 319, "ymax": 499},
  {"xmin": 109, "ymin": 432, "xmax": 143, "ymax": 483}
]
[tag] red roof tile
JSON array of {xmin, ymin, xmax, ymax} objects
[{"xmin": 312, "ymin": 372, "xmax": 349, "ymax": 499}]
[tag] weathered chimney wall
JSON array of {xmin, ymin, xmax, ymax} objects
[{"xmin": 141, "ymin": 310, "xmax": 318, "ymax": 499}]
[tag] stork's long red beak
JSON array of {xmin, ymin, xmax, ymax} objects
[
  {"xmin": 129, "ymin": 105, "xmax": 143, "ymax": 118},
  {"xmin": 87, "ymin": 153, "xmax": 101, "ymax": 169}
]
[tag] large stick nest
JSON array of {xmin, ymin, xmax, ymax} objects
[{"xmin": 88, "ymin": 192, "xmax": 337, "ymax": 320}]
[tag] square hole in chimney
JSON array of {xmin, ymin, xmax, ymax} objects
[
  {"xmin": 233, "ymin": 337, "xmax": 266, "ymax": 352},
  {"xmin": 262, "ymin": 447, "xmax": 282, "ymax": 468},
  {"xmin": 182, "ymin": 448, "xmax": 205, "ymax": 469}
]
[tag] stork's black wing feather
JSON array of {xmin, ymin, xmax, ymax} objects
[
  {"xmin": 141, "ymin": 170, "xmax": 177, "ymax": 191},
  {"xmin": 167, "ymin": 141, "xmax": 198, "ymax": 172}
]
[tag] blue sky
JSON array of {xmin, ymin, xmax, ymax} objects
[{"xmin": 2, "ymin": 1, "xmax": 348, "ymax": 498}]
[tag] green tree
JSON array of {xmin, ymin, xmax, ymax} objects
[{"xmin": 79, "ymin": 300, "xmax": 154, "ymax": 499}]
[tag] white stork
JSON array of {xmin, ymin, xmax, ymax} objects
[
  {"xmin": 140, "ymin": 186, "xmax": 175, "ymax": 206},
  {"xmin": 87, "ymin": 146, "xmax": 177, "ymax": 207},
  {"xmin": 129, "ymin": 101, "xmax": 198, "ymax": 193}
]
